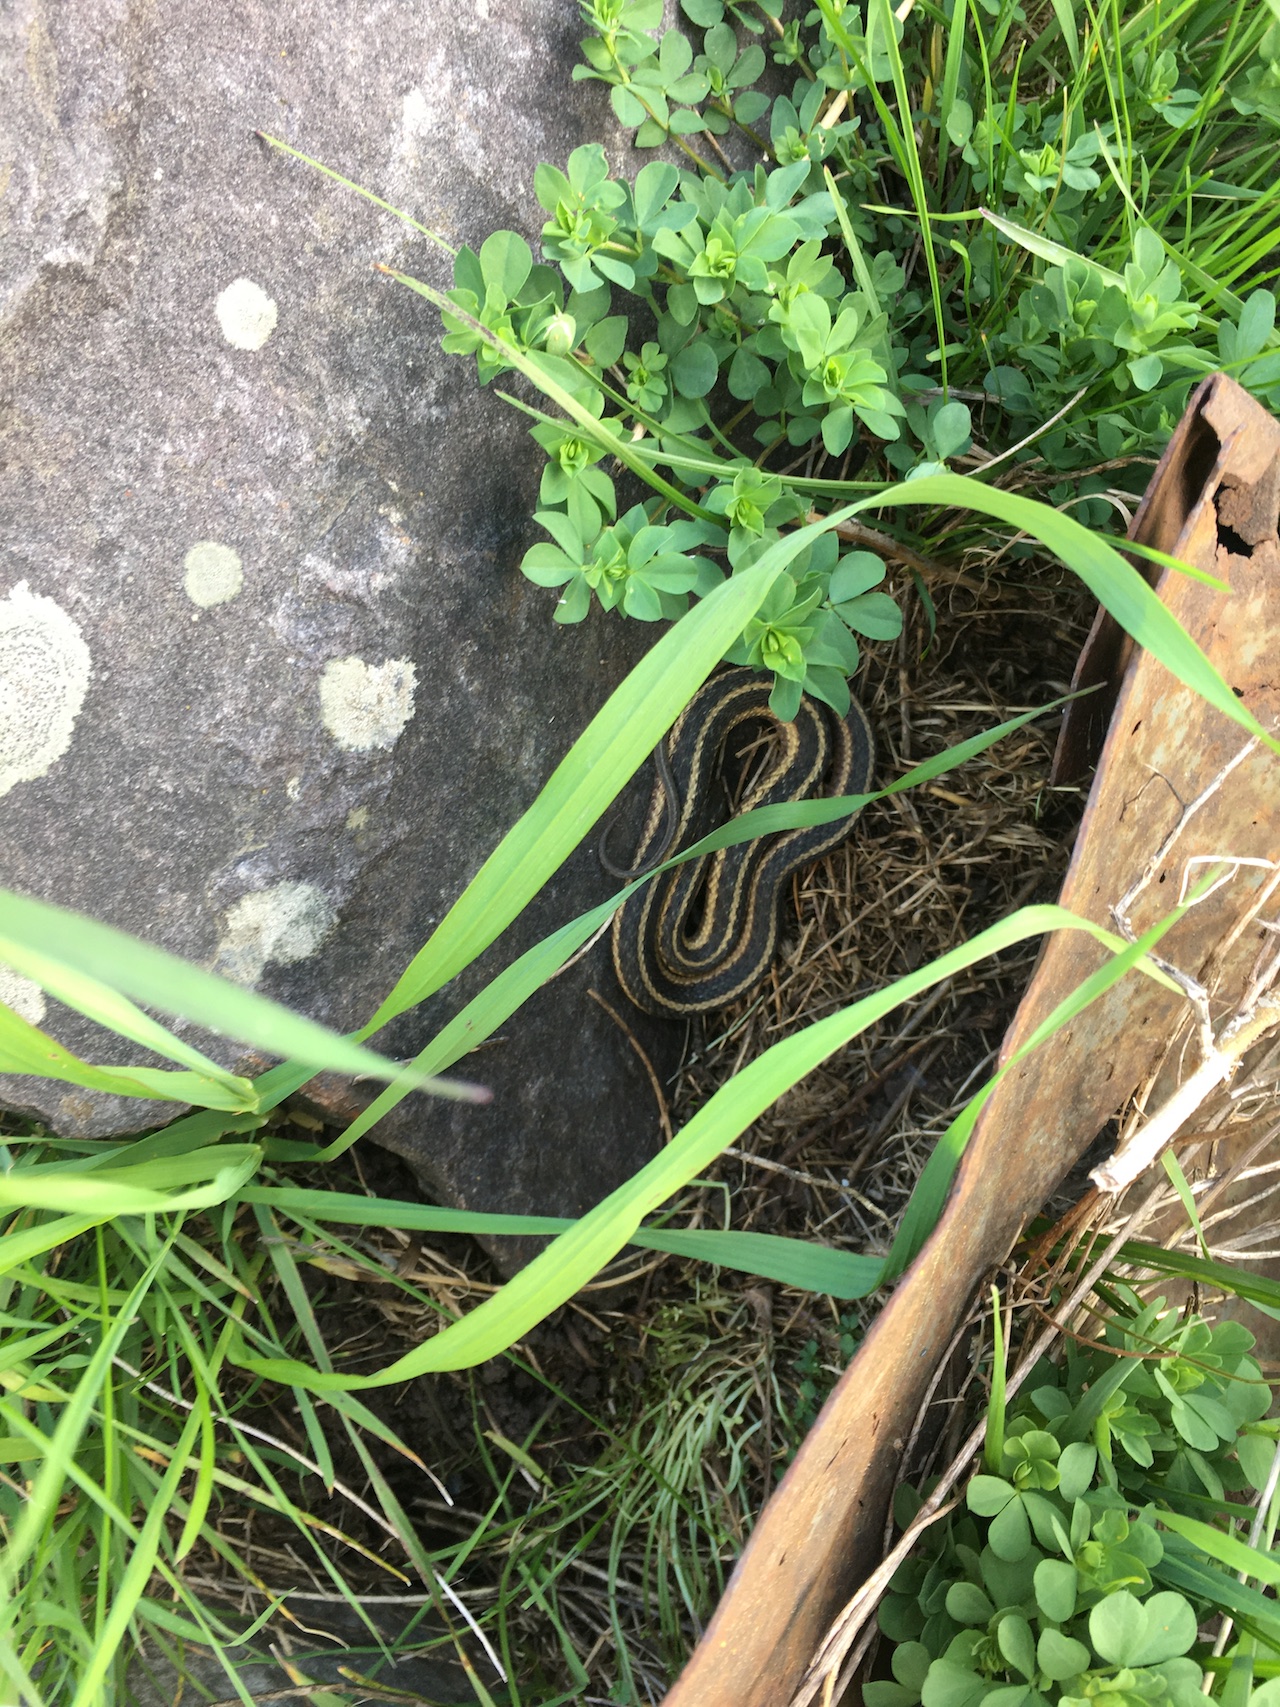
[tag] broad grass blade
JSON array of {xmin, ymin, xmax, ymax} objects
[
  {"xmin": 979, "ymin": 206, "xmax": 1124, "ymax": 284},
  {"xmin": 0, "ymin": 997, "xmax": 255, "ymax": 1108},
  {"xmin": 0, "ymin": 979, "xmax": 253, "ymax": 1103},
  {"xmin": 1158, "ymin": 1545, "xmax": 1280, "ymax": 1650},
  {"xmin": 239, "ymin": 1185, "xmax": 881, "ymax": 1297},
  {"xmin": 1048, "ymin": 0, "xmax": 1080, "ymax": 70},
  {"xmin": 859, "ymin": 473, "xmax": 1275, "ymax": 750},
  {"xmin": 882, "ymin": 914, "xmax": 1184, "ymax": 1283},
  {"xmin": 0, "ymin": 889, "xmax": 480, "ymax": 1100},
  {"xmin": 318, "ymin": 703, "xmax": 1058, "ymax": 1156},
  {"xmin": 1159, "ymin": 1510, "xmax": 1280, "ymax": 1586},
  {"xmin": 361, "ymin": 509, "xmax": 857, "ymax": 1032},
  {"xmin": 1162, "ymin": 1149, "xmax": 1210, "ymax": 1258},
  {"xmin": 1108, "ymin": 1242, "xmax": 1280, "ymax": 1313},
  {"xmin": 234, "ymin": 904, "xmax": 1166, "ymax": 1390},
  {"xmin": 50, "ymin": 1110, "xmax": 266, "ymax": 1171},
  {"xmin": 631, "ymin": 1228, "xmax": 883, "ymax": 1298},
  {"xmin": 0, "ymin": 1146, "xmax": 262, "ymax": 1216},
  {"xmin": 0, "ymin": 1214, "xmax": 105, "ymax": 1277}
]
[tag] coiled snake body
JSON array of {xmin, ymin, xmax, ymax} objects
[{"xmin": 608, "ymin": 668, "xmax": 875, "ymax": 1015}]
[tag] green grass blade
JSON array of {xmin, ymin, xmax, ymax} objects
[
  {"xmin": 629, "ymin": 1227, "xmax": 883, "ymax": 1297},
  {"xmin": 1159, "ymin": 1509, "xmax": 1280, "ymax": 1586},
  {"xmin": 882, "ymin": 911, "xmax": 1185, "ymax": 1284},
  {"xmin": 360, "ymin": 509, "xmax": 857, "ymax": 1033},
  {"xmin": 68, "ymin": 1404, "xmax": 204, "ymax": 1707},
  {"xmin": 0, "ymin": 987, "xmax": 253, "ymax": 1103},
  {"xmin": 0, "ymin": 889, "xmax": 481, "ymax": 1101},
  {"xmin": 1048, "ymin": 0, "xmax": 1081, "ymax": 69},
  {"xmin": 864, "ymin": 0, "xmax": 949, "ymax": 388},
  {"xmin": 173, "ymin": 1388, "xmax": 216, "ymax": 1562},
  {"xmin": 858, "ymin": 473, "xmax": 1276, "ymax": 749},
  {"xmin": 0, "ymin": 1215, "xmax": 105, "ymax": 1278},
  {"xmin": 1157, "ymin": 1543, "xmax": 1280, "ymax": 1649},
  {"xmin": 322, "ymin": 894, "xmax": 630, "ymax": 1159},
  {"xmin": 322, "ymin": 1391, "xmax": 431, "ymax": 1473},
  {"xmin": 243, "ymin": 1057, "xmax": 322, "ymax": 1114},
  {"xmin": 231, "ymin": 1183, "xmax": 613, "ymax": 1234},
  {"xmin": 940, "ymin": 0, "xmax": 970, "ymax": 146},
  {"xmin": 39, "ymin": 1110, "xmax": 266, "ymax": 1173},
  {"xmin": 1117, "ymin": 537, "xmax": 1228, "ymax": 589},
  {"xmin": 1091, "ymin": 126, "xmax": 1246, "ymax": 316},
  {"xmin": 239, "ymin": 1185, "xmax": 882, "ymax": 1296},
  {"xmin": 1105, "ymin": 1241, "xmax": 1280, "ymax": 1312},
  {"xmin": 0, "ymin": 1146, "xmax": 263, "ymax": 1216},
  {"xmin": 985, "ymin": 1285, "xmax": 1008, "ymax": 1473},
  {"xmin": 391, "ymin": 270, "xmax": 717, "ymax": 524},
  {"xmin": 0, "ymin": 1322, "xmax": 82, "ymax": 1377},
  {"xmin": 233, "ymin": 904, "xmax": 1165, "ymax": 1389},
  {"xmin": 1218, "ymin": 1653, "xmax": 1258, "ymax": 1707},
  {"xmin": 978, "ymin": 206, "xmax": 1125, "ymax": 286},
  {"xmin": 256, "ymin": 132, "xmax": 457, "ymax": 254},
  {"xmin": 0, "ymin": 1001, "xmax": 255, "ymax": 1109},
  {"xmin": 250, "ymin": 1206, "xmax": 339, "ymax": 1491},
  {"xmin": 1162, "ymin": 1149, "xmax": 1210, "ymax": 1258},
  {"xmin": 823, "ymin": 166, "xmax": 885, "ymax": 313},
  {"xmin": 317, "ymin": 701, "xmax": 1061, "ymax": 1156},
  {"xmin": 0, "ymin": 1240, "xmax": 171, "ymax": 1609}
]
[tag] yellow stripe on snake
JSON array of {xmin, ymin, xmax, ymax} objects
[{"xmin": 606, "ymin": 667, "xmax": 875, "ymax": 1015}]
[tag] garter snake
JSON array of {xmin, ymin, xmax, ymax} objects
[{"xmin": 606, "ymin": 667, "xmax": 875, "ymax": 1015}]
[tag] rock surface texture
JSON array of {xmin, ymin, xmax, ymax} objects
[{"xmin": 0, "ymin": 0, "xmax": 679, "ymax": 1238}]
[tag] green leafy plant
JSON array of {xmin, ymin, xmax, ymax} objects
[
  {"xmin": 871, "ymin": 1294, "xmax": 1280, "ymax": 1707},
  {"xmin": 786, "ymin": 1306, "xmax": 863, "ymax": 1449},
  {"xmin": 392, "ymin": 0, "xmax": 1280, "ymax": 714}
]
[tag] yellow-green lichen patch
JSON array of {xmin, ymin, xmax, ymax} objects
[
  {"xmin": 213, "ymin": 882, "xmax": 337, "ymax": 988},
  {"xmin": 215, "ymin": 277, "xmax": 278, "ymax": 351},
  {"xmin": 319, "ymin": 656, "xmax": 418, "ymax": 752},
  {"xmin": 182, "ymin": 541, "xmax": 243, "ymax": 608},
  {"xmin": 0, "ymin": 581, "xmax": 92, "ymax": 799}
]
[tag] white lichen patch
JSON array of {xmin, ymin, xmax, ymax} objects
[
  {"xmin": 319, "ymin": 656, "xmax": 417, "ymax": 752},
  {"xmin": 0, "ymin": 966, "xmax": 46, "ymax": 1026},
  {"xmin": 214, "ymin": 881, "xmax": 337, "ymax": 988},
  {"xmin": 346, "ymin": 806, "xmax": 369, "ymax": 831},
  {"xmin": 402, "ymin": 86, "xmax": 433, "ymax": 141},
  {"xmin": 0, "ymin": 581, "xmax": 92, "ymax": 799},
  {"xmin": 215, "ymin": 277, "xmax": 278, "ymax": 351},
  {"xmin": 183, "ymin": 541, "xmax": 243, "ymax": 608}
]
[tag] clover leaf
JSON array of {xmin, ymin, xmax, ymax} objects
[
  {"xmin": 1003, "ymin": 1431, "xmax": 1063, "ymax": 1493},
  {"xmin": 530, "ymin": 406, "xmax": 618, "ymax": 539},
  {"xmin": 1088, "ymin": 1592, "xmax": 1195, "ymax": 1669},
  {"xmin": 1035, "ymin": 1559, "xmax": 1078, "ymax": 1625},
  {"xmin": 1037, "ymin": 1629, "xmax": 1091, "ymax": 1683},
  {"xmin": 521, "ymin": 503, "xmax": 711, "ymax": 624}
]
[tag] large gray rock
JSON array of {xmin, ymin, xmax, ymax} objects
[{"xmin": 0, "ymin": 0, "xmax": 679, "ymax": 1233}]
